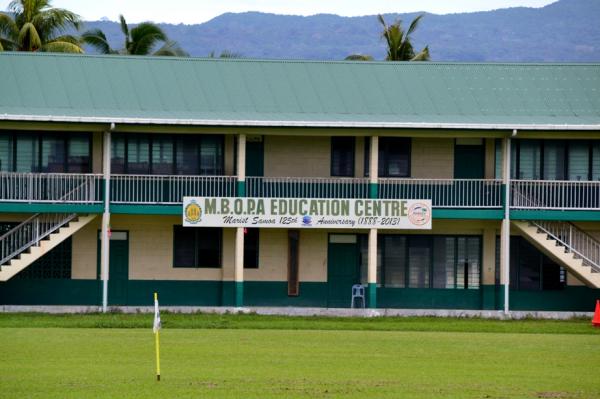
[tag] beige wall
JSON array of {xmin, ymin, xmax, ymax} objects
[
  {"xmin": 264, "ymin": 136, "xmax": 330, "ymax": 177},
  {"xmin": 411, "ymin": 138, "xmax": 454, "ymax": 179},
  {"xmin": 92, "ymin": 131, "xmax": 103, "ymax": 174}
]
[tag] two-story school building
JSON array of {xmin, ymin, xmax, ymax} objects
[{"xmin": 0, "ymin": 52, "xmax": 599, "ymax": 312}]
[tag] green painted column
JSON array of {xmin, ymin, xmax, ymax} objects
[
  {"xmin": 234, "ymin": 134, "xmax": 246, "ymax": 307},
  {"xmin": 367, "ymin": 136, "xmax": 379, "ymax": 309}
]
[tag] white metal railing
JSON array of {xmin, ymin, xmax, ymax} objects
[
  {"xmin": 0, "ymin": 213, "xmax": 76, "ymax": 267},
  {"xmin": 246, "ymin": 177, "xmax": 370, "ymax": 198},
  {"xmin": 378, "ymin": 179, "xmax": 503, "ymax": 208},
  {"xmin": 110, "ymin": 175, "xmax": 237, "ymax": 204},
  {"xmin": 0, "ymin": 172, "xmax": 102, "ymax": 203},
  {"xmin": 511, "ymin": 180, "xmax": 600, "ymax": 210},
  {"xmin": 531, "ymin": 221, "xmax": 600, "ymax": 273}
]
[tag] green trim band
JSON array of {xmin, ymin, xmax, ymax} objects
[
  {"xmin": 368, "ymin": 283, "xmax": 377, "ymax": 309},
  {"xmin": 235, "ymin": 281, "xmax": 244, "ymax": 307},
  {"xmin": 110, "ymin": 205, "xmax": 180, "ymax": 215},
  {"xmin": 510, "ymin": 210, "xmax": 600, "ymax": 221},
  {"xmin": 0, "ymin": 203, "xmax": 103, "ymax": 214},
  {"xmin": 432, "ymin": 209, "xmax": 504, "ymax": 220}
]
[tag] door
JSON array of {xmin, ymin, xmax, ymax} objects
[
  {"xmin": 246, "ymin": 138, "xmax": 264, "ymax": 177},
  {"xmin": 97, "ymin": 231, "xmax": 129, "ymax": 305},
  {"xmin": 454, "ymin": 139, "xmax": 485, "ymax": 179},
  {"xmin": 327, "ymin": 235, "xmax": 360, "ymax": 308}
]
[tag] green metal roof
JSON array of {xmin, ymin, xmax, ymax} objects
[{"xmin": 0, "ymin": 52, "xmax": 599, "ymax": 130}]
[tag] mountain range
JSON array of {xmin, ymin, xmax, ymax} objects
[{"xmin": 81, "ymin": 0, "xmax": 600, "ymax": 62}]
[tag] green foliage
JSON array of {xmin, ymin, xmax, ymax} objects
[
  {"xmin": 82, "ymin": 14, "xmax": 187, "ymax": 56},
  {"xmin": 1, "ymin": 325, "xmax": 599, "ymax": 398},
  {"xmin": 344, "ymin": 54, "xmax": 374, "ymax": 61},
  {"xmin": 378, "ymin": 14, "xmax": 430, "ymax": 61},
  {"xmin": 0, "ymin": 0, "xmax": 83, "ymax": 53}
]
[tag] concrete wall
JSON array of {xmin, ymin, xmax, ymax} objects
[
  {"xmin": 411, "ymin": 138, "xmax": 454, "ymax": 179},
  {"xmin": 264, "ymin": 136, "xmax": 331, "ymax": 177}
]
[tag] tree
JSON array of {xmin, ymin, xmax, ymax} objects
[
  {"xmin": 0, "ymin": 0, "xmax": 83, "ymax": 53},
  {"xmin": 378, "ymin": 14, "xmax": 430, "ymax": 61},
  {"xmin": 344, "ymin": 54, "xmax": 374, "ymax": 61},
  {"xmin": 82, "ymin": 15, "xmax": 187, "ymax": 56}
]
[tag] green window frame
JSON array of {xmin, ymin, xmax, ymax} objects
[{"xmin": 330, "ymin": 136, "xmax": 355, "ymax": 177}]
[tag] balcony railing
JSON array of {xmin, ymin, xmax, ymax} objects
[
  {"xmin": 379, "ymin": 178, "xmax": 503, "ymax": 208},
  {"xmin": 0, "ymin": 172, "xmax": 102, "ymax": 203},
  {"xmin": 111, "ymin": 175, "xmax": 237, "ymax": 204},
  {"xmin": 246, "ymin": 177, "xmax": 370, "ymax": 198},
  {"xmin": 511, "ymin": 180, "xmax": 600, "ymax": 210}
]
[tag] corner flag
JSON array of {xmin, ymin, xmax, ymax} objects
[
  {"xmin": 153, "ymin": 293, "xmax": 161, "ymax": 333},
  {"xmin": 153, "ymin": 292, "xmax": 161, "ymax": 381}
]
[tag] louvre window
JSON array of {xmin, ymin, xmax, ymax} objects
[
  {"xmin": 244, "ymin": 228, "xmax": 259, "ymax": 269},
  {"xmin": 367, "ymin": 235, "xmax": 481, "ymax": 290},
  {"xmin": 173, "ymin": 226, "xmax": 221, "ymax": 268},
  {"xmin": 0, "ymin": 132, "xmax": 90, "ymax": 173},
  {"xmin": 113, "ymin": 134, "xmax": 223, "ymax": 175},
  {"xmin": 331, "ymin": 137, "xmax": 355, "ymax": 177},
  {"xmin": 364, "ymin": 137, "xmax": 411, "ymax": 177},
  {"xmin": 568, "ymin": 142, "xmax": 589, "ymax": 181}
]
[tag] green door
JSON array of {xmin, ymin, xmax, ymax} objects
[
  {"xmin": 454, "ymin": 142, "xmax": 485, "ymax": 179},
  {"xmin": 327, "ymin": 236, "xmax": 360, "ymax": 308},
  {"xmin": 97, "ymin": 231, "xmax": 129, "ymax": 305},
  {"xmin": 246, "ymin": 139, "xmax": 264, "ymax": 177}
]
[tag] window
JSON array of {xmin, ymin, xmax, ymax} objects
[
  {"xmin": 511, "ymin": 140, "xmax": 600, "ymax": 181},
  {"xmin": 370, "ymin": 235, "xmax": 481, "ymax": 289},
  {"xmin": 244, "ymin": 228, "xmax": 259, "ymax": 269},
  {"xmin": 113, "ymin": 134, "xmax": 223, "ymax": 175},
  {"xmin": 288, "ymin": 230, "xmax": 300, "ymax": 296},
  {"xmin": 0, "ymin": 132, "xmax": 90, "ymax": 173},
  {"xmin": 173, "ymin": 226, "xmax": 221, "ymax": 268},
  {"xmin": 505, "ymin": 236, "xmax": 566, "ymax": 291},
  {"xmin": 331, "ymin": 137, "xmax": 355, "ymax": 177},
  {"xmin": 364, "ymin": 137, "xmax": 411, "ymax": 177}
]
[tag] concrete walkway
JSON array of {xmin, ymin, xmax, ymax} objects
[{"xmin": 0, "ymin": 305, "xmax": 592, "ymax": 320}]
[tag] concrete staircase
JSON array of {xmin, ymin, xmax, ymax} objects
[
  {"xmin": 512, "ymin": 220, "xmax": 600, "ymax": 288},
  {"xmin": 0, "ymin": 214, "xmax": 96, "ymax": 281}
]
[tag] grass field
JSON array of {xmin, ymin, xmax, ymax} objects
[{"xmin": 1, "ymin": 313, "xmax": 599, "ymax": 399}]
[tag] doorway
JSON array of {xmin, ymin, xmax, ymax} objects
[
  {"xmin": 327, "ymin": 234, "xmax": 360, "ymax": 308},
  {"xmin": 97, "ymin": 231, "xmax": 129, "ymax": 305}
]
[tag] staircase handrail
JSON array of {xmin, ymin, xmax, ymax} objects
[
  {"xmin": 531, "ymin": 220, "xmax": 600, "ymax": 273},
  {"xmin": 0, "ymin": 213, "xmax": 77, "ymax": 267}
]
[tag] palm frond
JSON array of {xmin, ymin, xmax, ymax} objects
[
  {"xmin": 18, "ymin": 21, "xmax": 41, "ymax": 50},
  {"xmin": 81, "ymin": 28, "xmax": 113, "ymax": 54},
  {"xmin": 406, "ymin": 14, "xmax": 424, "ymax": 37},
  {"xmin": 0, "ymin": 12, "xmax": 19, "ymax": 39},
  {"xmin": 129, "ymin": 22, "xmax": 167, "ymax": 55},
  {"xmin": 410, "ymin": 46, "xmax": 430, "ymax": 61},
  {"xmin": 153, "ymin": 40, "xmax": 188, "ymax": 57},
  {"xmin": 41, "ymin": 39, "xmax": 83, "ymax": 53}
]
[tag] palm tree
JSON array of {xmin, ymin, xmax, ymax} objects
[
  {"xmin": 378, "ymin": 14, "xmax": 430, "ymax": 61},
  {"xmin": 82, "ymin": 15, "xmax": 187, "ymax": 56},
  {"xmin": 0, "ymin": 0, "xmax": 83, "ymax": 53}
]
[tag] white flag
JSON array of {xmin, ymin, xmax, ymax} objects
[{"xmin": 153, "ymin": 296, "xmax": 161, "ymax": 333}]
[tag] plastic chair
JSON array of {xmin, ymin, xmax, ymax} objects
[{"xmin": 351, "ymin": 284, "xmax": 365, "ymax": 308}]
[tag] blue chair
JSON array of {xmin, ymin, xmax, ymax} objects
[{"xmin": 351, "ymin": 284, "xmax": 366, "ymax": 308}]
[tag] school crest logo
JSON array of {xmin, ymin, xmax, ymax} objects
[
  {"xmin": 184, "ymin": 200, "xmax": 202, "ymax": 224},
  {"xmin": 408, "ymin": 202, "xmax": 431, "ymax": 226}
]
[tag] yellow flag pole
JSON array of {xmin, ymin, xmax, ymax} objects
[{"xmin": 154, "ymin": 292, "xmax": 161, "ymax": 382}]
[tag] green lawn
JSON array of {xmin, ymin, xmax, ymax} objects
[{"xmin": 1, "ymin": 314, "xmax": 599, "ymax": 398}]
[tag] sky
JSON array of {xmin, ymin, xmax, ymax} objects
[{"xmin": 0, "ymin": 0, "xmax": 558, "ymax": 24}]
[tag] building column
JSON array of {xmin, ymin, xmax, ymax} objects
[
  {"xmin": 234, "ymin": 227, "xmax": 244, "ymax": 308},
  {"xmin": 368, "ymin": 228, "xmax": 378, "ymax": 309},
  {"xmin": 367, "ymin": 136, "xmax": 379, "ymax": 308},
  {"xmin": 369, "ymin": 136, "xmax": 379, "ymax": 198},
  {"xmin": 500, "ymin": 135, "xmax": 512, "ymax": 314},
  {"xmin": 234, "ymin": 134, "xmax": 246, "ymax": 307},
  {"xmin": 100, "ymin": 129, "xmax": 111, "ymax": 312},
  {"xmin": 237, "ymin": 134, "xmax": 246, "ymax": 197}
]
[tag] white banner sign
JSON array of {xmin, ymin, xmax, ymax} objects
[{"xmin": 183, "ymin": 197, "xmax": 431, "ymax": 229}]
